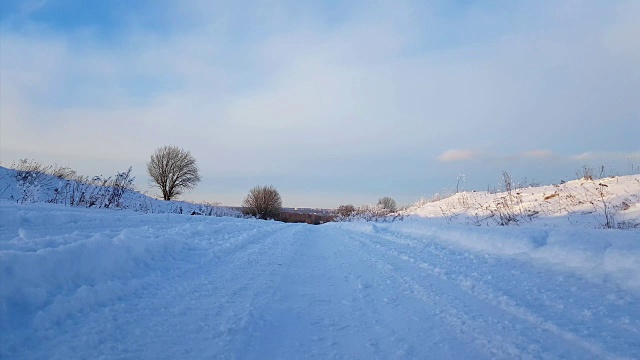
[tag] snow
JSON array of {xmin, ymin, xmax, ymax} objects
[
  {"xmin": 0, "ymin": 166, "xmax": 241, "ymax": 217},
  {"xmin": 401, "ymin": 174, "xmax": 640, "ymax": 229},
  {"xmin": 1, "ymin": 169, "xmax": 640, "ymax": 358}
]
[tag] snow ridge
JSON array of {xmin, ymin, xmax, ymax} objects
[
  {"xmin": 402, "ymin": 175, "xmax": 640, "ymax": 229},
  {"xmin": 0, "ymin": 166, "xmax": 240, "ymax": 217}
]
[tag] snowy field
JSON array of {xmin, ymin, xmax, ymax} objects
[{"xmin": 2, "ymin": 197, "xmax": 640, "ymax": 359}]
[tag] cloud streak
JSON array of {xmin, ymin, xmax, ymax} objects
[
  {"xmin": 437, "ymin": 149, "xmax": 639, "ymax": 163},
  {"xmin": 437, "ymin": 150, "xmax": 477, "ymax": 162}
]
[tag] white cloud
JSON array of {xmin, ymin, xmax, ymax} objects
[{"xmin": 437, "ymin": 149, "xmax": 477, "ymax": 162}]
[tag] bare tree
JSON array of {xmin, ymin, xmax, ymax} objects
[
  {"xmin": 242, "ymin": 185, "xmax": 282, "ymax": 219},
  {"xmin": 336, "ymin": 204, "xmax": 356, "ymax": 217},
  {"xmin": 147, "ymin": 145, "xmax": 201, "ymax": 200},
  {"xmin": 377, "ymin": 197, "xmax": 397, "ymax": 213}
]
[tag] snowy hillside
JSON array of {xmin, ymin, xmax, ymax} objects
[
  {"xmin": 0, "ymin": 166, "xmax": 241, "ymax": 217},
  {"xmin": 402, "ymin": 174, "xmax": 640, "ymax": 229},
  {"xmin": 1, "ymin": 171, "xmax": 640, "ymax": 358}
]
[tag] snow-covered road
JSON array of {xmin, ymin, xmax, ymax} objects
[{"xmin": 1, "ymin": 203, "xmax": 639, "ymax": 359}]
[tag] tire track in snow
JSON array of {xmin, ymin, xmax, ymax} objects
[
  {"xmin": 234, "ymin": 225, "xmax": 492, "ymax": 359},
  {"xmin": 26, "ymin": 219, "xmax": 285, "ymax": 331},
  {"xmin": 365, "ymin": 228, "xmax": 640, "ymax": 359},
  {"xmin": 342, "ymin": 231, "xmax": 537, "ymax": 359},
  {"xmin": 339, "ymin": 228, "xmax": 628, "ymax": 360},
  {"xmin": 204, "ymin": 224, "xmax": 305, "ymax": 358},
  {"xmin": 5, "ymin": 215, "xmax": 299, "ymax": 360},
  {"xmin": 4, "ymin": 201, "xmax": 638, "ymax": 359},
  {"xmin": 92, "ymin": 222, "xmax": 302, "ymax": 360}
]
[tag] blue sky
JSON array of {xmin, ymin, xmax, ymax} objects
[{"xmin": 1, "ymin": 0, "xmax": 639, "ymax": 208}]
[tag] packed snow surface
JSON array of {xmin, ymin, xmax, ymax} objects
[{"xmin": 1, "ymin": 202, "xmax": 639, "ymax": 359}]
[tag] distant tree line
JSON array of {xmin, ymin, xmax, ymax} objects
[{"xmin": 7, "ymin": 147, "xmax": 403, "ymax": 224}]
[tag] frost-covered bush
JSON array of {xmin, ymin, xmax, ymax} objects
[
  {"xmin": 377, "ymin": 197, "xmax": 397, "ymax": 213},
  {"xmin": 15, "ymin": 170, "xmax": 44, "ymax": 204},
  {"xmin": 337, "ymin": 204, "xmax": 356, "ymax": 217},
  {"xmin": 65, "ymin": 170, "xmax": 134, "ymax": 209},
  {"xmin": 334, "ymin": 204, "xmax": 403, "ymax": 223}
]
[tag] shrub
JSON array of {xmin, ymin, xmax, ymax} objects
[
  {"xmin": 377, "ymin": 197, "xmax": 397, "ymax": 213},
  {"xmin": 501, "ymin": 171, "xmax": 513, "ymax": 197},
  {"xmin": 242, "ymin": 185, "xmax": 282, "ymax": 220},
  {"xmin": 576, "ymin": 166, "xmax": 595, "ymax": 181},
  {"xmin": 334, "ymin": 204, "xmax": 403, "ymax": 222},
  {"xmin": 337, "ymin": 204, "xmax": 356, "ymax": 217}
]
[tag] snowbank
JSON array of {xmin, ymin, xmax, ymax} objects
[
  {"xmin": 332, "ymin": 220, "xmax": 640, "ymax": 294},
  {"xmin": 0, "ymin": 166, "xmax": 240, "ymax": 217},
  {"xmin": 402, "ymin": 175, "xmax": 640, "ymax": 229},
  {"xmin": 0, "ymin": 204, "xmax": 181, "ymax": 327},
  {"xmin": 0, "ymin": 201, "xmax": 270, "ymax": 336}
]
